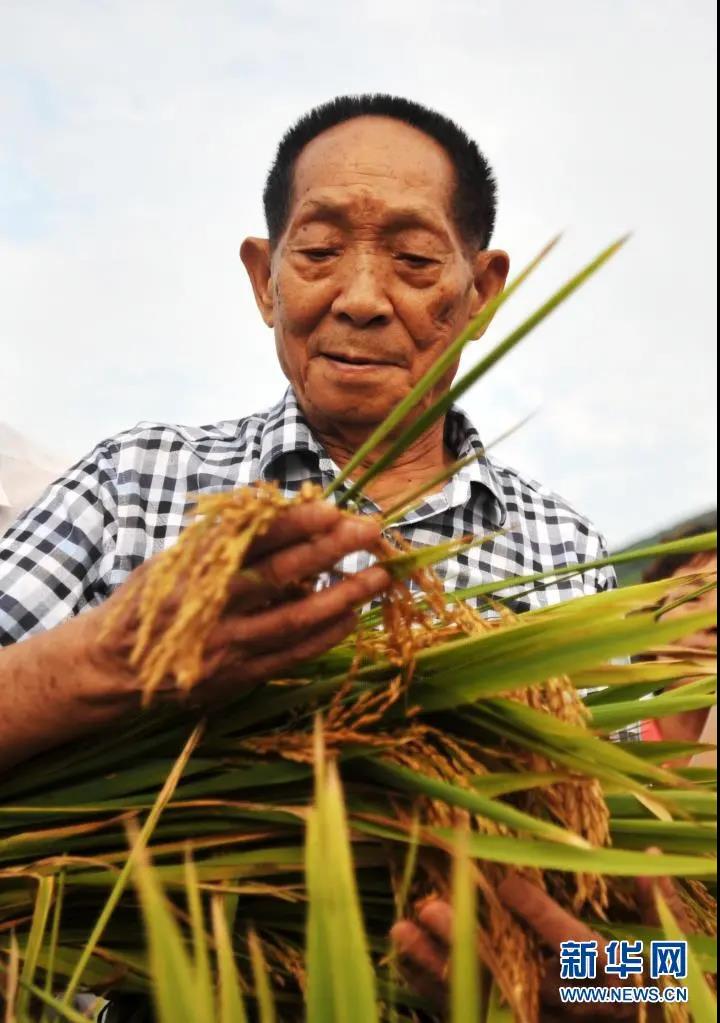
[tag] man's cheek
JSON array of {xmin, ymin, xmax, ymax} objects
[
  {"xmin": 273, "ymin": 333, "xmax": 294, "ymax": 382},
  {"xmin": 275, "ymin": 274, "xmax": 333, "ymax": 332},
  {"xmin": 408, "ymin": 318, "xmax": 464, "ymax": 361},
  {"xmin": 411, "ymin": 286, "xmax": 469, "ymax": 352}
]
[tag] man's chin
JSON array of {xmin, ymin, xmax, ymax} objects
[
  {"xmin": 302, "ymin": 389, "xmax": 405, "ymax": 432},
  {"xmin": 301, "ymin": 372, "xmax": 409, "ymax": 430},
  {"xmin": 309, "ymin": 400, "xmax": 400, "ymax": 429}
]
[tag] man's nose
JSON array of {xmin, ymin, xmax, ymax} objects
[{"xmin": 331, "ymin": 256, "xmax": 393, "ymax": 327}]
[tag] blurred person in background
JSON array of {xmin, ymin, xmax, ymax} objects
[
  {"xmin": 640, "ymin": 524, "xmax": 717, "ymax": 760},
  {"xmin": 0, "ymin": 423, "xmax": 66, "ymax": 536}
]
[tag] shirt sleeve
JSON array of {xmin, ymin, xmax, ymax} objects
[
  {"xmin": 582, "ymin": 531, "xmax": 618, "ymax": 595},
  {"xmin": 578, "ymin": 531, "xmax": 643, "ymax": 742},
  {"xmin": 0, "ymin": 442, "xmax": 119, "ymax": 645}
]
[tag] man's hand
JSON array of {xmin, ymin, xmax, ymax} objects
[
  {"xmin": 391, "ymin": 871, "xmax": 691, "ymax": 1021},
  {"xmin": 87, "ymin": 500, "xmax": 390, "ymax": 703},
  {"xmin": 0, "ymin": 501, "xmax": 390, "ymax": 769}
]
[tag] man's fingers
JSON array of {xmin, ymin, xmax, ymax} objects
[
  {"xmin": 635, "ymin": 875, "xmax": 661, "ymax": 928},
  {"xmin": 229, "ymin": 515, "xmax": 385, "ymax": 605},
  {"xmin": 498, "ymin": 874, "xmax": 675, "ymax": 1022},
  {"xmin": 416, "ymin": 898, "xmax": 453, "ymax": 947},
  {"xmin": 541, "ymin": 946, "xmax": 640, "ymax": 1019},
  {"xmin": 497, "ymin": 875, "xmax": 599, "ymax": 948},
  {"xmin": 390, "ymin": 920, "xmax": 448, "ymax": 984},
  {"xmin": 636, "ymin": 847, "xmax": 694, "ymax": 931},
  {"xmin": 245, "ymin": 502, "xmax": 343, "ymax": 561},
  {"xmin": 205, "ymin": 612, "xmax": 358, "ymax": 695},
  {"xmin": 390, "ymin": 913, "xmax": 457, "ymax": 1011},
  {"xmin": 394, "ymin": 959, "xmax": 448, "ymax": 1011},
  {"xmin": 635, "ymin": 852, "xmax": 694, "ymax": 932},
  {"xmin": 243, "ymin": 611, "xmax": 358, "ymax": 678},
  {"xmin": 213, "ymin": 564, "xmax": 390, "ymax": 652},
  {"xmin": 539, "ymin": 959, "xmax": 637, "ymax": 1018}
]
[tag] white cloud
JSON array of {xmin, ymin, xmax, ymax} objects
[{"xmin": 1, "ymin": 0, "xmax": 716, "ymax": 548}]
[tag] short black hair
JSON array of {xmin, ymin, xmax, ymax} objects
[
  {"xmin": 642, "ymin": 520, "xmax": 718, "ymax": 583},
  {"xmin": 263, "ymin": 94, "xmax": 498, "ymax": 250}
]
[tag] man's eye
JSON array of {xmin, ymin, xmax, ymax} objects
[
  {"xmin": 397, "ymin": 253, "xmax": 436, "ymax": 268},
  {"xmin": 302, "ymin": 249, "xmax": 339, "ymax": 261}
]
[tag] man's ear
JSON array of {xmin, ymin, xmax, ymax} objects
[
  {"xmin": 240, "ymin": 237, "xmax": 274, "ymax": 327},
  {"xmin": 468, "ymin": 249, "xmax": 510, "ymax": 338}
]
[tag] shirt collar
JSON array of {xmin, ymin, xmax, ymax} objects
[
  {"xmin": 443, "ymin": 404, "xmax": 507, "ymax": 527},
  {"xmin": 257, "ymin": 386, "xmax": 507, "ymax": 526},
  {"xmin": 257, "ymin": 387, "xmax": 328, "ymax": 481}
]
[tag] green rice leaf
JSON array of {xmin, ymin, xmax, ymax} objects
[
  {"xmin": 590, "ymin": 679, "xmax": 716, "ymax": 732},
  {"xmin": 315, "ymin": 756, "xmax": 379, "ymax": 1023},
  {"xmin": 40, "ymin": 869, "xmax": 65, "ymax": 1023},
  {"xmin": 130, "ymin": 838, "xmax": 198, "ymax": 1023},
  {"xmin": 413, "ymin": 607, "xmax": 716, "ymax": 711},
  {"xmin": 60, "ymin": 722, "xmax": 203, "ymax": 1007},
  {"xmin": 609, "ymin": 819, "xmax": 716, "ymax": 855},
  {"xmin": 184, "ymin": 852, "xmax": 214, "ymax": 1019},
  {"xmin": 211, "ymin": 893, "xmax": 249, "ymax": 1023},
  {"xmin": 248, "ymin": 929, "xmax": 276, "ymax": 1023},
  {"xmin": 2, "ymin": 930, "xmax": 20, "ymax": 1022},
  {"xmin": 364, "ymin": 760, "xmax": 590, "ymax": 847},
  {"xmin": 446, "ymin": 532, "xmax": 717, "ymax": 608},
  {"xmin": 429, "ymin": 829, "xmax": 715, "ymax": 877},
  {"xmin": 382, "ymin": 410, "xmax": 537, "ymax": 525},
  {"xmin": 605, "ymin": 790, "xmax": 717, "ymax": 819},
  {"xmin": 461, "ymin": 700, "xmax": 682, "ymax": 791},
  {"xmin": 3, "ymin": 976, "xmax": 92, "ymax": 1023},
  {"xmin": 380, "ymin": 531, "xmax": 503, "ymax": 579},
  {"xmin": 16, "ymin": 875, "xmax": 54, "ymax": 1019},
  {"xmin": 485, "ymin": 979, "xmax": 514, "ymax": 1022},
  {"xmin": 614, "ymin": 741, "xmax": 716, "ymax": 764},
  {"xmin": 305, "ymin": 802, "xmax": 335, "ymax": 1023},
  {"xmin": 451, "ymin": 832, "xmax": 481, "ymax": 1023},
  {"xmin": 655, "ymin": 888, "xmax": 717, "ymax": 1019},
  {"xmin": 577, "ymin": 659, "xmax": 716, "ymax": 700}
]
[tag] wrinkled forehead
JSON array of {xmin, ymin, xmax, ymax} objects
[
  {"xmin": 289, "ymin": 116, "xmax": 458, "ymax": 229},
  {"xmin": 286, "ymin": 187, "xmax": 455, "ymax": 245}
]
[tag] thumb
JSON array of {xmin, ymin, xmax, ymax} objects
[{"xmin": 635, "ymin": 847, "xmax": 694, "ymax": 931}]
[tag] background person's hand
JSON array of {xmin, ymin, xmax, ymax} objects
[
  {"xmin": 496, "ymin": 874, "xmax": 647, "ymax": 1021},
  {"xmin": 391, "ymin": 869, "xmax": 691, "ymax": 1021},
  {"xmin": 82, "ymin": 500, "xmax": 391, "ymax": 705}
]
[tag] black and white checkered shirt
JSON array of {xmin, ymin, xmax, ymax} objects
[{"xmin": 0, "ymin": 388, "xmax": 638, "ymax": 739}]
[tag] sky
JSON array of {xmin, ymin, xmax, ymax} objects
[{"xmin": 1, "ymin": 0, "xmax": 716, "ymax": 549}]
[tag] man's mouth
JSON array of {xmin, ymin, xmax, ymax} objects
[{"xmin": 318, "ymin": 352, "xmax": 402, "ymax": 370}]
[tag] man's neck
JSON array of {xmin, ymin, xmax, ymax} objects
[{"xmin": 311, "ymin": 417, "xmax": 452, "ymax": 511}]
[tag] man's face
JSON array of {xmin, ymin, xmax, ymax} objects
[
  {"xmin": 664, "ymin": 552, "xmax": 717, "ymax": 655},
  {"xmin": 242, "ymin": 116, "xmax": 508, "ymax": 432}
]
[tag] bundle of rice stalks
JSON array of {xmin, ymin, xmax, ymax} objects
[{"xmin": 0, "ymin": 237, "xmax": 716, "ymax": 1022}]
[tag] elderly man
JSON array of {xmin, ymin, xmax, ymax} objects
[{"xmin": 1, "ymin": 95, "xmax": 651, "ymax": 1019}]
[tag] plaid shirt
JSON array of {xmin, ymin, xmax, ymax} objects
[{"xmin": 0, "ymin": 388, "xmax": 638, "ymax": 739}]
